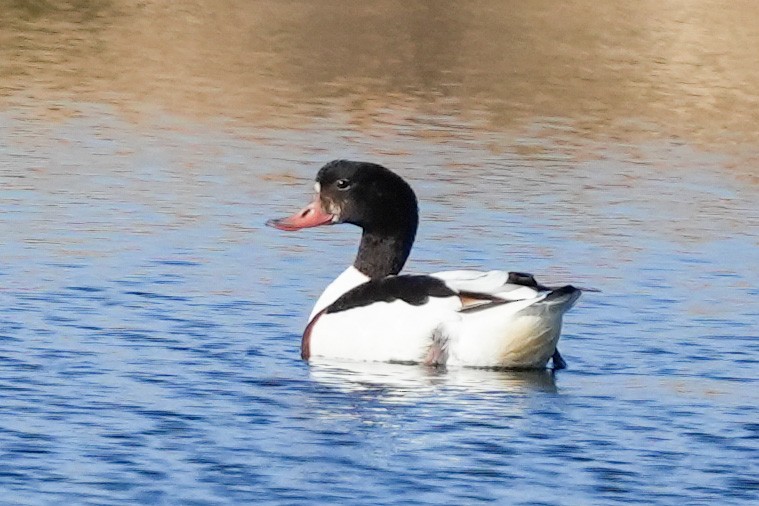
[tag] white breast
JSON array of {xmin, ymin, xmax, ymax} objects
[{"xmin": 309, "ymin": 266, "xmax": 369, "ymax": 321}]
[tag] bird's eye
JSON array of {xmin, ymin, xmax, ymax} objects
[{"xmin": 335, "ymin": 179, "xmax": 351, "ymax": 190}]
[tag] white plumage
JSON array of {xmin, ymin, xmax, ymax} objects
[{"xmin": 307, "ymin": 267, "xmax": 580, "ymax": 368}]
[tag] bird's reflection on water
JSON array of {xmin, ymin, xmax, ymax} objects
[{"xmin": 308, "ymin": 360, "xmax": 558, "ymax": 401}]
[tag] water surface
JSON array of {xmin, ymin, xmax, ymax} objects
[{"xmin": 1, "ymin": 1, "xmax": 758, "ymax": 504}]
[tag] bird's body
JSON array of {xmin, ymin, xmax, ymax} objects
[{"xmin": 267, "ymin": 160, "xmax": 584, "ymax": 369}]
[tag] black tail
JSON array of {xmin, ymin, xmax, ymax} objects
[{"xmin": 541, "ymin": 285, "xmax": 582, "ymax": 311}]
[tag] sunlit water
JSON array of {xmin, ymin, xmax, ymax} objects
[{"xmin": 1, "ymin": 1, "xmax": 758, "ymax": 504}]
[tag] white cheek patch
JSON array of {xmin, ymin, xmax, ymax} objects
[
  {"xmin": 327, "ymin": 202, "xmax": 341, "ymax": 220},
  {"xmin": 314, "ymin": 182, "xmax": 321, "ymax": 193}
]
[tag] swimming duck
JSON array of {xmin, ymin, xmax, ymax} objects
[{"xmin": 267, "ymin": 160, "xmax": 583, "ymax": 369}]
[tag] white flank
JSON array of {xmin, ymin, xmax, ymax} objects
[
  {"xmin": 433, "ymin": 269, "xmax": 576, "ymax": 368},
  {"xmin": 309, "ymin": 295, "xmax": 461, "ymax": 363},
  {"xmin": 446, "ymin": 297, "xmax": 563, "ymax": 368}
]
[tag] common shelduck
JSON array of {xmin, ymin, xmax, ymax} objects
[{"xmin": 267, "ymin": 160, "xmax": 585, "ymax": 369}]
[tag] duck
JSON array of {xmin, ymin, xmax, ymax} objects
[{"xmin": 267, "ymin": 160, "xmax": 585, "ymax": 370}]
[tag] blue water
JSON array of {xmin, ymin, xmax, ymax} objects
[
  {"xmin": 0, "ymin": 109, "xmax": 757, "ymax": 505},
  {"xmin": 2, "ymin": 2, "xmax": 759, "ymax": 503}
]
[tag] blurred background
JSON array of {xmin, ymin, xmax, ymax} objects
[{"xmin": 3, "ymin": 0, "xmax": 759, "ymax": 153}]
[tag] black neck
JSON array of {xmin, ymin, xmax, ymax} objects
[{"xmin": 354, "ymin": 226, "xmax": 416, "ymax": 279}]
